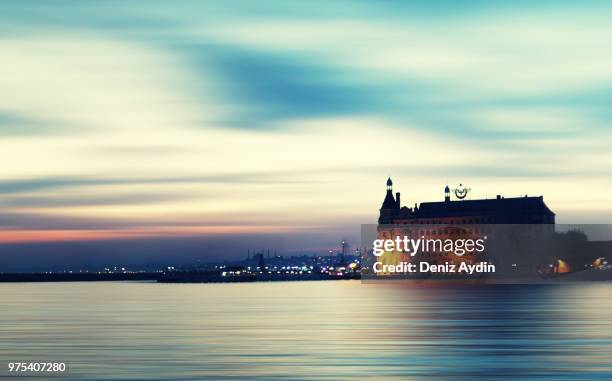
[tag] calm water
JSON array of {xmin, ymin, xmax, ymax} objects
[{"xmin": 1, "ymin": 281, "xmax": 611, "ymax": 380}]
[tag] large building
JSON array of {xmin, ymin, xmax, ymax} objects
[
  {"xmin": 372, "ymin": 178, "xmax": 557, "ymax": 276},
  {"xmin": 379, "ymin": 178, "xmax": 555, "ymax": 225}
]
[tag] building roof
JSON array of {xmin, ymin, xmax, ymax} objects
[
  {"xmin": 405, "ymin": 196, "xmax": 555, "ymax": 219},
  {"xmin": 381, "ymin": 190, "xmax": 396, "ymax": 209}
]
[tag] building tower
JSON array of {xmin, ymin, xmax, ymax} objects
[
  {"xmin": 340, "ymin": 240, "xmax": 347, "ymax": 265},
  {"xmin": 379, "ymin": 177, "xmax": 399, "ymax": 224},
  {"xmin": 444, "ymin": 185, "xmax": 451, "ymax": 202}
]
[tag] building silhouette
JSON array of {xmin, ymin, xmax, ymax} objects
[{"xmin": 379, "ymin": 178, "xmax": 555, "ymax": 225}]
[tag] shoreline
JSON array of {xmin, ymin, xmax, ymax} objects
[{"xmin": 1, "ymin": 269, "xmax": 610, "ymax": 283}]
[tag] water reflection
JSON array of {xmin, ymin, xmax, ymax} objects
[{"xmin": 0, "ymin": 281, "xmax": 611, "ymax": 380}]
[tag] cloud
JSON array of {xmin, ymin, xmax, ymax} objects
[
  {"xmin": 0, "ymin": 193, "xmax": 190, "ymax": 209},
  {"xmin": 0, "ymin": 111, "xmax": 75, "ymax": 136},
  {"xmin": 0, "ymin": 35, "xmax": 216, "ymax": 137},
  {"xmin": 0, "ymin": 173, "xmax": 311, "ymax": 194},
  {"xmin": 183, "ymin": 45, "xmax": 377, "ymax": 127}
]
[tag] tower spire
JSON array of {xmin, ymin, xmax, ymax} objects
[{"xmin": 379, "ymin": 177, "xmax": 398, "ymax": 223}]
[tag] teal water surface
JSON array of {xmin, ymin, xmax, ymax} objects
[{"xmin": 1, "ymin": 281, "xmax": 611, "ymax": 380}]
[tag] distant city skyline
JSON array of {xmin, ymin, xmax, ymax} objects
[{"xmin": 1, "ymin": 1, "xmax": 612, "ymax": 270}]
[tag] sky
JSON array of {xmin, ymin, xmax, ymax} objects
[{"xmin": 1, "ymin": 1, "xmax": 612, "ymax": 270}]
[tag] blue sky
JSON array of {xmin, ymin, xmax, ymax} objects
[{"xmin": 1, "ymin": 1, "xmax": 612, "ymax": 269}]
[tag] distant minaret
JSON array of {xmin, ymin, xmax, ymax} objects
[
  {"xmin": 445, "ymin": 185, "xmax": 451, "ymax": 202},
  {"xmin": 258, "ymin": 253, "xmax": 266, "ymax": 273}
]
